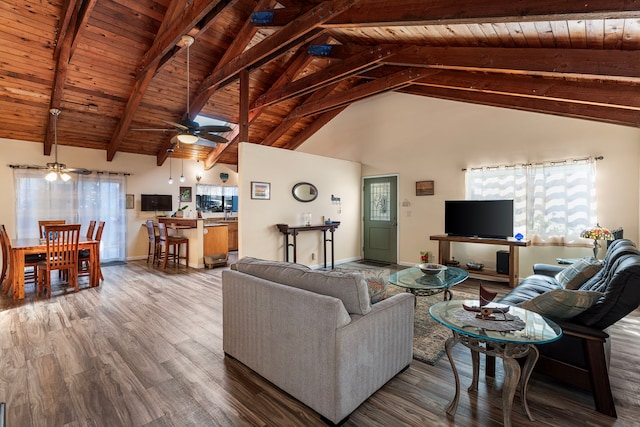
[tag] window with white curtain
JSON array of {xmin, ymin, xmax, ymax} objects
[
  {"xmin": 13, "ymin": 169, "xmax": 127, "ymax": 263},
  {"xmin": 465, "ymin": 158, "xmax": 597, "ymax": 246}
]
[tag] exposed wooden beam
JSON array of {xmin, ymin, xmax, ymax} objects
[
  {"xmin": 196, "ymin": 0, "xmax": 357, "ymax": 97},
  {"xmin": 239, "ymin": 69, "xmax": 249, "ymax": 142},
  {"xmin": 251, "ymin": 44, "xmax": 399, "ymax": 111},
  {"xmin": 283, "ymin": 107, "xmax": 346, "ymax": 150},
  {"xmin": 261, "ymin": 82, "xmax": 341, "ymax": 147},
  {"xmin": 290, "ymin": 67, "xmax": 430, "ymax": 119},
  {"xmin": 136, "ymin": 0, "xmax": 231, "ymax": 77},
  {"xmin": 386, "ymin": 47, "xmax": 640, "ymax": 84},
  {"xmin": 399, "ymin": 85, "xmax": 640, "ymax": 128},
  {"xmin": 259, "ymin": 1, "xmax": 640, "ymax": 27},
  {"xmin": 411, "ymin": 70, "xmax": 640, "ymax": 111},
  {"xmin": 190, "ymin": 0, "xmax": 276, "ymax": 115}
]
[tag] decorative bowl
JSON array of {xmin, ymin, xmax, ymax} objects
[
  {"xmin": 466, "ymin": 262, "xmax": 484, "ymax": 271},
  {"xmin": 417, "ymin": 263, "xmax": 447, "ymax": 275}
]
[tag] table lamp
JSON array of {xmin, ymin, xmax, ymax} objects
[{"xmin": 580, "ymin": 223, "xmax": 614, "ymax": 258}]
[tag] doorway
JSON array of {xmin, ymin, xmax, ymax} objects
[{"xmin": 363, "ymin": 175, "xmax": 398, "ymax": 263}]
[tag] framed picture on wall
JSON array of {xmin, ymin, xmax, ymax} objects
[
  {"xmin": 251, "ymin": 181, "xmax": 270, "ymax": 200},
  {"xmin": 180, "ymin": 186, "xmax": 192, "ymax": 202}
]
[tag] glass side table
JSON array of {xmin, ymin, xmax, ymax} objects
[
  {"xmin": 389, "ymin": 266, "xmax": 468, "ymax": 302},
  {"xmin": 430, "ymin": 300, "xmax": 562, "ymax": 427}
]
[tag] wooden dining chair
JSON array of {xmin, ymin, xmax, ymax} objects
[
  {"xmin": 37, "ymin": 224, "xmax": 81, "ymax": 297},
  {"xmin": 38, "ymin": 220, "xmax": 66, "ymax": 239},
  {"xmin": 0, "ymin": 224, "xmax": 43, "ymax": 296},
  {"xmin": 79, "ymin": 221, "xmax": 104, "ymax": 282},
  {"xmin": 156, "ymin": 222, "xmax": 189, "ymax": 269},
  {"xmin": 78, "ymin": 220, "xmax": 96, "ymax": 273}
]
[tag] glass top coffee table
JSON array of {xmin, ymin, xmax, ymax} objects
[
  {"xmin": 430, "ymin": 300, "xmax": 562, "ymax": 427},
  {"xmin": 389, "ymin": 266, "xmax": 468, "ymax": 301}
]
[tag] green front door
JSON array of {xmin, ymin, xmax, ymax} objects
[{"xmin": 363, "ymin": 176, "xmax": 398, "ymax": 263}]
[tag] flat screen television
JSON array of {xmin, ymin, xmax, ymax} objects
[
  {"xmin": 445, "ymin": 200, "xmax": 514, "ymax": 239},
  {"xmin": 140, "ymin": 194, "xmax": 173, "ymax": 212}
]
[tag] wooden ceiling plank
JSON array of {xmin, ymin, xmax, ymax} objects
[
  {"xmin": 399, "ymin": 85, "xmax": 640, "ymax": 128},
  {"xmin": 69, "ymin": 0, "xmax": 99, "ymax": 59},
  {"xmin": 198, "ymin": 0, "xmax": 358, "ymax": 95},
  {"xmin": 258, "ymin": 1, "xmax": 640, "ymax": 27},
  {"xmin": 290, "ymin": 67, "xmax": 429, "ymax": 119},
  {"xmin": 137, "ymin": 0, "xmax": 231, "ymax": 78},
  {"xmin": 190, "ymin": 0, "xmax": 275, "ymax": 115},
  {"xmin": 386, "ymin": 46, "xmax": 640, "ymax": 83},
  {"xmin": 108, "ymin": 0, "xmax": 216, "ymax": 162}
]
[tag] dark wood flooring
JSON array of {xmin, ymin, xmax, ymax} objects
[{"xmin": 0, "ymin": 259, "xmax": 638, "ymax": 426}]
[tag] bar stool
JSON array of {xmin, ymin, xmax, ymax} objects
[
  {"xmin": 145, "ymin": 220, "xmax": 159, "ymax": 264},
  {"xmin": 157, "ymin": 222, "xmax": 189, "ymax": 269}
]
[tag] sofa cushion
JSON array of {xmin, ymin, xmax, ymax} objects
[
  {"xmin": 555, "ymin": 258, "xmax": 603, "ymax": 290},
  {"xmin": 517, "ymin": 288, "xmax": 603, "ymax": 319},
  {"xmin": 234, "ymin": 257, "xmax": 372, "ymax": 315}
]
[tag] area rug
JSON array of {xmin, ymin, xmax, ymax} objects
[{"xmin": 335, "ymin": 262, "xmax": 476, "ymax": 365}]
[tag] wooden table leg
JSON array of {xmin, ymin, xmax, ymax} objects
[
  {"xmin": 469, "ymin": 348, "xmax": 480, "ymax": 392},
  {"xmin": 12, "ymin": 248, "xmax": 26, "ymax": 299}
]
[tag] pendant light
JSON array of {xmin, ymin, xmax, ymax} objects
[
  {"xmin": 168, "ymin": 150, "xmax": 174, "ymax": 184},
  {"xmin": 180, "ymin": 144, "xmax": 185, "ymax": 182}
]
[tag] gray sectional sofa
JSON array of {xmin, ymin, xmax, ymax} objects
[{"xmin": 222, "ymin": 257, "xmax": 415, "ymax": 424}]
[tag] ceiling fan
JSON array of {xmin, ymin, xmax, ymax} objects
[
  {"xmin": 132, "ymin": 35, "xmax": 232, "ymax": 148},
  {"xmin": 42, "ymin": 108, "xmax": 91, "ymax": 181}
]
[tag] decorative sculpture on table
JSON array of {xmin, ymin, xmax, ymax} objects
[{"xmin": 463, "ymin": 284, "xmax": 510, "ymax": 320}]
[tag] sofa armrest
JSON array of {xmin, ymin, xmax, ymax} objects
[
  {"xmin": 332, "ymin": 293, "xmax": 415, "ymax": 420},
  {"xmin": 553, "ymin": 320, "xmax": 609, "ymax": 341},
  {"xmin": 533, "ymin": 263, "xmax": 565, "ymax": 277}
]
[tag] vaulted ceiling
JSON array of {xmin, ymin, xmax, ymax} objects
[{"xmin": 2, "ymin": 1, "xmax": 640, "ymax": 170}]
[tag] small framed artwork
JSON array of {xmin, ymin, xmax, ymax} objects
[
  {"xmin": 180, "ymin": 186, "xmax": 192, "ymax": 202},
  {"xmin": 251, "ymin": 181, "xmax": 271, "ymax": 200},
  {"xmin": 416, "ymin": 180, "xmax": 435, "ymax": 196},
  {"xmin": 126, "ymin": 194, "xmax": 134, "ymax": 209}
]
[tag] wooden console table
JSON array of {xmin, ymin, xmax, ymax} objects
[
  {"xmin": 430, "ymin": 235, "xmax": 531, "ymax": 287},
  {"xmin": 277, "ymin": 222, "xmax": 340, "ymax": 269}
]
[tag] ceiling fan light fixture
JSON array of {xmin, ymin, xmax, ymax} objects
[
  {"xmin": 45, "ymin": 171, "xmax": 58, "ymax": 182},
  {"xmin": 177, "ymin": 133, "xmax": 198, "ymax": 144},
  {"xmin": 60, "ymin": 172, "xmax": 71, "ymax": 182}
]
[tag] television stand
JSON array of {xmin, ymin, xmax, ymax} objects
[{"xmin": 430, "ymin": 235, "xmax": 531, "ymax": 287}]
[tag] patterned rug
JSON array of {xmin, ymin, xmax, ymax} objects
[{"xmin": 335, "ymin": 262, "xmax": 476, "ymax": 365}]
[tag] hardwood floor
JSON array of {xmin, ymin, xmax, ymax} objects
[{"xmin": 0, "ymin": 260, "xmax": 638, "ymax": 426}]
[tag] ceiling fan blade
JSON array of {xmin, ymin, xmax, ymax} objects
[
  {"xmin": 162, "ymin": 119, "xmax": 189, "ymax": 131},
  {"xmin": 198, "ymin": 125, "xmax": 232, "ymax": 133},
  {"xmin": 198, "ymin": 134, "xmax": 228, "ymax": 145}
]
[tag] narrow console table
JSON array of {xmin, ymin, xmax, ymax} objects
[
  {"xmin": 430, "ymin": 235, "xmax": 530, "ymax": 287},
  {"xmin": 277, "ymin": 222, "xmax": 340, "ymax": 269}
]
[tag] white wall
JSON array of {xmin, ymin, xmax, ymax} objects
[
  {"xmin": 238, "ymin": 143, "xmax": 362, "ymax": 266},
  {"xmin": 0, "ymin": 138, "xmax": 238, "ymax": 260},
  {"xmin": 298, "ymin": 92, "xmax": 640, "ymax": 275}
]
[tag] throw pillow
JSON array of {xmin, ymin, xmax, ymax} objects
[
  {"xmin": 555, "ymin": 258, "xmax": 603, "ymax": 290},
  {"xmin": 517, "ymin": 289, "xmax": 603, "ymax": 319},
  {"xmin": 335, "ymin": 268, "xmax": 390, "ymax": 304}
]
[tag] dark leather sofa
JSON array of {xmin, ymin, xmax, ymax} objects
[{"xmin": 489, "ymin": 239, "xmax": 640, "ymax": 417}]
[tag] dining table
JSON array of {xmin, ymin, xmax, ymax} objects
[{"xmin": 8, "ymin": 237, "xmax": 100, "ymax": 300}]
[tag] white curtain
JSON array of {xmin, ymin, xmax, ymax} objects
[
  {"xmin": 13, "ymin": 169, "xmax": 127, "ymax": 262},
  {"xmin": 466, "ymin": 159, "xmax": 597, "ymax": 246}
]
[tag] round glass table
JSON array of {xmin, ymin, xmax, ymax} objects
[
  {"xmin": 389, "ymin": 266, "xmax": 468, "ymax": 301},
  {"xmin": 430, "ymin": 300, "xmax": 562, "ymax": 427}
]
